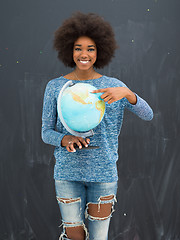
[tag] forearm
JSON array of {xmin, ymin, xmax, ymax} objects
[
  {"xmin": 41, "ymin": 119, "xmax": 65, "ymax": 147},
  {"xmin": 126, "ymin": 94, "xmax": 153, "ymax": 121}
]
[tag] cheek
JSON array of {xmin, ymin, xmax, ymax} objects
[
  {"xmin": 95, "ymin": 50, "xmax": 97, "ymax": 59},
  {"xmin": 92, "ymin": 51, "xmax": 97, "ymax": 61},
  {"xmin": 94, "ymin": 54, "xmax": 97, "ymax": 62},
  {"xmin": 73, "ymin": 52, "xmax": 78, "ymax": 61},
  {"xmin": 73, "ymin": 51, "xmax": 76, "ymax": 58}
]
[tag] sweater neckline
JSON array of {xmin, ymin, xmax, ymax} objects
[{"xmin": 60, "ymin": 75, "xmax": 104, "ymax": 82}]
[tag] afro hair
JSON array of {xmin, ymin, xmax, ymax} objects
[{"xmin": 53, "ymin": 12, "xmax": 118, "ymax": 69}]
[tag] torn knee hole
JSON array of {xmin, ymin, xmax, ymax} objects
[
  {"xmin": 56, "ymin": 197, "xmax": 81, "ymax": 204},
  {"xmin": 87, "ymin": 202, "xmax": 113, "ymax": 218},
  {"xmin": 62, "ymin": 222, "xmax": 88, "ymax": 239},
  {"xmin": 85, "ymin": 195, "xmax": 116, "ymax": 220}
]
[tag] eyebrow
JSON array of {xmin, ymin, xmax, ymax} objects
[{"xmin": 74, "ymin": 44, "xmax": 96, "ymax": 47}]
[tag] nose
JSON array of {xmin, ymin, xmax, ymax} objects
[{"xmin": 80, "ymin": 50, "xmax": 88, "ymax": 58}]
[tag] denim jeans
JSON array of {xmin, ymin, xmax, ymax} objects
[{"xmin": 55, "ymin": 180, "xmax": 118, "ymax": 240}]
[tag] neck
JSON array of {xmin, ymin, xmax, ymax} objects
[{"xmin": 74, "ymin": 68, "xmax": 95, "ymax": 80}]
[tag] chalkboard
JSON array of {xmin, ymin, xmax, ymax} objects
[{"xmin": 0, "ymin": 0, "xmax": 180, "ymax": 239}]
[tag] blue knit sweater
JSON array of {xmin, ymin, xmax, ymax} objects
[{"xmin": 41, "ymin": 75, "xmax": 153, "ymax": 182}]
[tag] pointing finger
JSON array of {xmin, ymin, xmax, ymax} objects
[{"xmin": 91, "ymin": 88, "xmax": 107, "ymax": 93}]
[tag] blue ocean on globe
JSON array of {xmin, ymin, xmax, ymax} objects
[{"xmin": 59, "ymin": 83, "xmax": 105, "ymax": 132}]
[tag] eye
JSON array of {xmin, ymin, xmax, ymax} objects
[
  {"xmin": 88, "ymin": 48, "xmax": 95, "ymax": 52},
  {"xmin": 74, "ymin": 48, "xmax": 81, "ymax": 51}
]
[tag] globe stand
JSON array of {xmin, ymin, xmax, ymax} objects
[
  {"xmin": 57, "ymin": 80, "xmax": 100, "ymax": 150},
  {"xmin": 74, "ymin": 144, "xmax": 99, "ymax": 150}
]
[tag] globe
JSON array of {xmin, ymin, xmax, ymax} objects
[{"xmin": 58, "ymin": 82, "xmax": 105, "ymax": 133}]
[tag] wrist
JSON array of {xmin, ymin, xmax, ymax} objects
[
  {"xmin": 61, "ymin": 135, "xmax": 69, "ymax": 147},
  {"xmin": 125, "ymin": 88, "xmax": 137, "ymax": 105}
]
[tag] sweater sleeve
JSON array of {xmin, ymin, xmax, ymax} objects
[
  {"xmin": 125, "ymin": 93, "xmax": 153, "ymax": 121},
  {"xmin": 41, "ymin": 81, "xmax": 65, "ymax": 147}
]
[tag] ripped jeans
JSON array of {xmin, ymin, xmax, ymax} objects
[{"xmin": 55, "ymin": 180, "xmax": 118, "ymax": 240}]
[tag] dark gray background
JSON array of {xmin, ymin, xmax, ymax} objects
[{"xmin": 0, "ymin": 0, "xmax": 180, "ymax": 239}]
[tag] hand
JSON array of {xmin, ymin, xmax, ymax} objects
[
  {"xmin": 61, "ymin": 135, "xmax": 90, "ymax": 152},
  {"xmin": 91, "ymin": 87, "xmax": 137, "ymax": 104}
]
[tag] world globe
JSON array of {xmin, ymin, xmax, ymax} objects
[{"xmin": 57, "ymin": 82, "xmax": 105, "ymax": 134}]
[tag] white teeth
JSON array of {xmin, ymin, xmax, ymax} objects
[{"xmin": 80, "ymin": 60, "xmax": 89, "ymax": 64}]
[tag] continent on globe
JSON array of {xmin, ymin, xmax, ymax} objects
[{"xmin": 59, "ymin": 83, "xmax": 105, "ymax": 132}]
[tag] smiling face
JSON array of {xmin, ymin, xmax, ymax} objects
[{"xmin": 73, "ymin": 36, "xmax": 97, "ymax": 72}]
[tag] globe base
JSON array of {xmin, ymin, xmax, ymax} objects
[{"xmin": 74, "ymin": 144, "xmax": 99, "ymax": 150}]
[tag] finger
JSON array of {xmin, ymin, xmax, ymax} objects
[
  {"xmin": 100, "ymin": 93, "xmax": 113, "ymax": 102},
  {"xmin": 69, "ymin": 143, "xmax": 76, "ymax": 152},
  {"xmin": 78, "ymin": 137, "xmax": 89, "ymax": 147},
  {"xmin": 100, "ymin": 92, "xmax": 112, "ymax": 101},
  {"xmin": 91, "ymin": 88, "xmax": 108, "ymax": 93},
  {"xmin": 70, "ymin": 143, "xmax": 76, "ymax": 152},
  {"xmin": 75, "ymin": 141, "xmax": 82, "ymax": 149},
  {"xmin": 66, "ymin": 146, "xmax": 74, "ymax": 152},
  {"xmin": 108, "ymin": 99, "xmax": 115, "ymax": 104},
  {"xmin": 86, "ymin": 138, "xmax": 90, "ymax": 144},
  {"xmin": 105, "ymin": 98, "xmax": 113, "ymax": 103},
  {"xmin": 100, "ymin": 92, "xmax": 109, "ymax": 99},
  {"xmin": 101, "ymin": 94, "xmax": 112, "ymax": 102}
]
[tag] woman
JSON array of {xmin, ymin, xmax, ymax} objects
[{"xmin": 41, "ymin": 12, "xmax": 153, "ymax": 240}]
